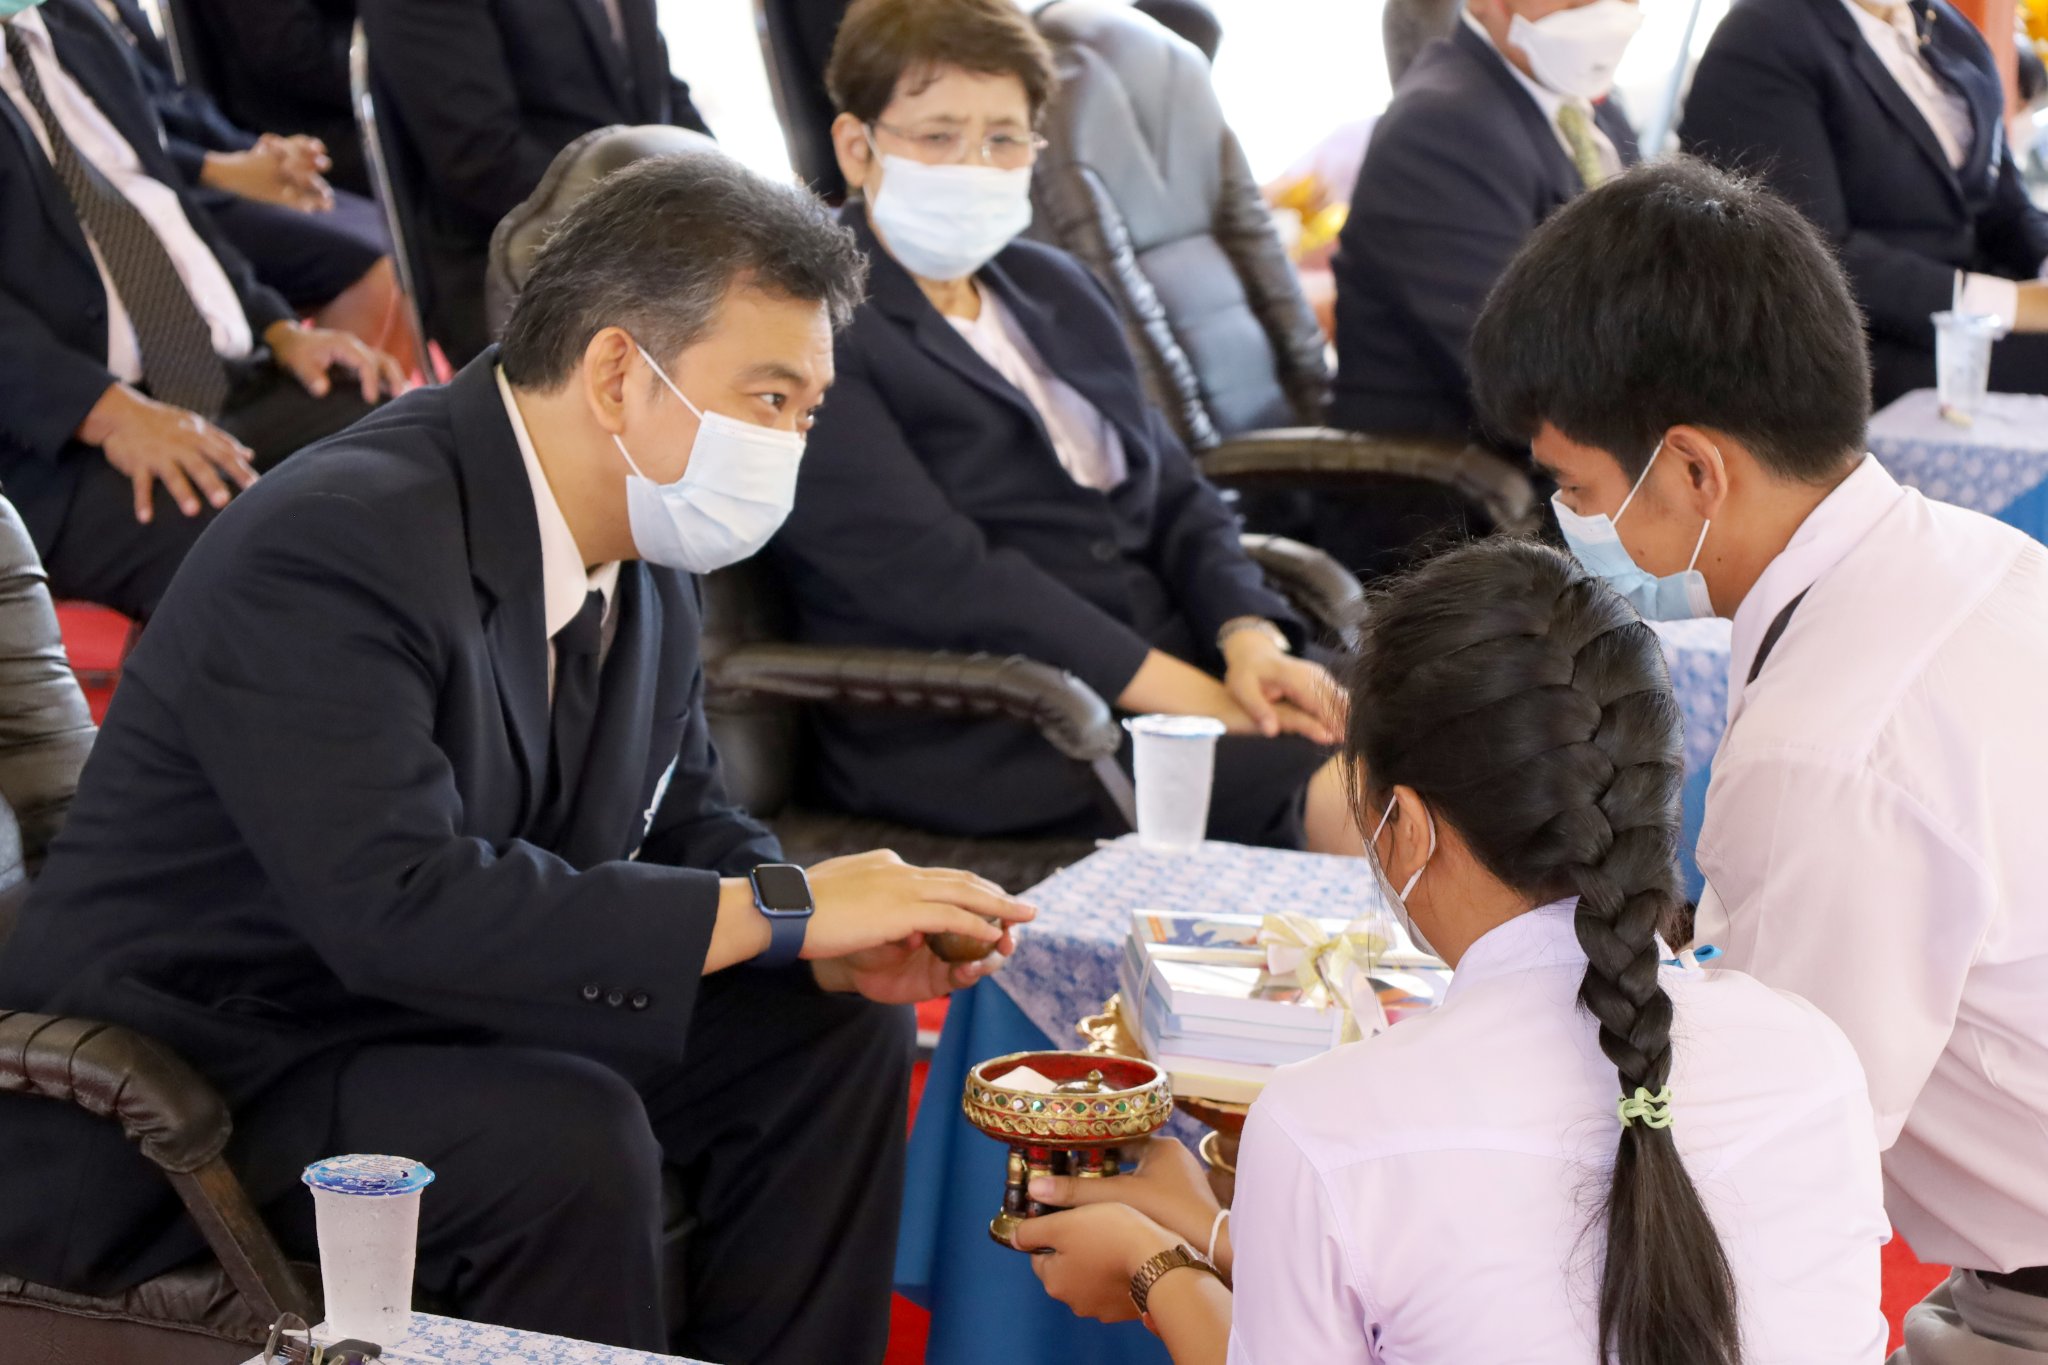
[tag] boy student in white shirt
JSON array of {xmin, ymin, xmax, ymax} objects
[
  {"xmin": 1015, "ymin": 536, "xmax": 1888, "ymax": 1364},
  {"xmin": 1468, "ymin": 157, "xmax": 2048, "ymax": 1363}
]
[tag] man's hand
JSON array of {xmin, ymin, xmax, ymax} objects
[
  {"xmin": 1012, "ymin": 1203, "xmax": 1181, "ymax": 1323},
  {"xmin": 77, "ymin": 383, "xmax": 257, "ymax": 523},
  {"xmin": 812, "ymin": 921, "xmax": 1020, "ymax": 1004},
  {"xmin": 265, "ymin": 321, "xmax": 409, "ymax": 406},
  {"xmin": 1026, "ymin": 1137, "xmax": 1230, "ymax": 1274},
  {"xmin": 1220, "ymin": 628, "xmax": 1343, "ymax": 745},
  {"xmin": 200, "ymin": 133, "xmax": 335, "ymax": 213},
  {"xmin": 799, "ymin": 849, "xmax": 1035, "ymax": 964}
]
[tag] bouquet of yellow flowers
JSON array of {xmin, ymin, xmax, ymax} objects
[{"xmin": 2027, "ymin": 0, "xmax": 2048, "ymax": 51}]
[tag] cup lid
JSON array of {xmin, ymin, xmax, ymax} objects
[
  {"xmin": 1930, "ymin": 310, "xmax": 2004, "ymax": 333},
  {"xmin": 302, "ymin": 1154, "xmax": 436, "ymax": 1196},
  {"xmin": 1122, "ymin": 714, "xmax": 1226, "ymax": 739}
]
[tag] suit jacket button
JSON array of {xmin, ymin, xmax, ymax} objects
[
  {"xmin": 605, "ymin": 988, "xmax": 626, "ymax": 1008},
  {"xmin": 1091, "ymin": 539, "xmax": 1119, "ymax": 563},
  {"xmin": 630, "ymin": 992, "xmax": 651, "ymax": 1011},
  {"xmin": 580, "ymin": 983, "xmax": 602, "ymax": 1002}
]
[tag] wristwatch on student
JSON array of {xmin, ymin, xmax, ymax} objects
[
  {"xmin": 1216, "ymin": 616, "xmax": 1291, "ymax": 655},
  {"xmin": 749, "ymin": 863, "xmax": 814, "ymax": 968},
  {"xmin": 1129, "ymin": 1244, "xmax": 1224, "ymax": 1320}
]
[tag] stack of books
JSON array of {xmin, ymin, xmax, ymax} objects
[{"xmin": 1119, "ymin": 908, "xmax": 1449, "ymax": 1103}]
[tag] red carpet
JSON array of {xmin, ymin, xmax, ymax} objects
[{"xmin": 50, "ymin": 614, "xmax": 1940, "ymax": 1363}]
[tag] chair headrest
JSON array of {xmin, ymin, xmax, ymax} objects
[{"xmin": 486, "ymin": 125, "xmax": 726, "ymax": 335}]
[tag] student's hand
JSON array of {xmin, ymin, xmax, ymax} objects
[
  {"xmin": 1220, "ymin": 629, "xmax": 1343, "ymax": 745},
  {"xmin": 265, "ymin": 322, "xmax": 410, "ymax": 405},
  {"xmin": 1012, "ymin": 1203, "xmax": 1181, "ymax": 1323},
  {"xmin": 200, "ymin": 134, "xmax": 334, "ymax": 213},
  {"xmin": 77, "ymin": 382, "xmax": 258, "ymax": 522},
  {"xmin": 1026, "ymin": 1137, "xmax": 1230, "ymax": 1274},
  {"xmin": 812, "ymin": 920, "xmax": 1022, "ymax": 1003},
  {"xmin": 799, "ymin": 849, "xmax": 1035, "ymax": 966}
]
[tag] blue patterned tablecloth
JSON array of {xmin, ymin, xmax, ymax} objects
[
  {"xmin": 1869, "ymin": 389, "xmax": 2048, "ymax": 541},
  {"xmin": 239, "ymin": 1314, "xmax": 709, "ymax": 1364}
]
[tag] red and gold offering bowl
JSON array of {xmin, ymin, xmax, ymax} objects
[{"xmin": 962, "ymin": 1049, "xmax": 1172, "ymax": 1248}]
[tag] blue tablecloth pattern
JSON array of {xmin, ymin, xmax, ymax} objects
[
  {"xmin": 1869, "ymin": 389, "xmax": 2048, "ymax": 541},
  {"xmin": 240, "ymin": 1314, "xmax": 707, "ymax": 1364}
]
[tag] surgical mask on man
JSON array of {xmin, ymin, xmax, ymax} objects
[
  {"xmin": 867, "ymin": 143, "xmax": 1033, "ymax": 283},
  {"xmin": 1552, "ymin": 440, "xmax": 1715, "ymax": 622},
  {"xmin": 1369, "ymin": 794, "xmax": 1439, "ymax": 960},
  {"xmin": 1508, "ymin": 0, "xmax": 1642, "ymax": 100},
  {"xmin": 611, "ymin": 341, "xmax": 805, "ymax": 575},
  {"xmin": 0, "ymin": 0, "xmax": 49, "ymax": 18}
]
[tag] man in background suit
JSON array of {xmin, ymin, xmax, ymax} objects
[
  {"xmin": 1681, "ymin": 0, "xmax": 2048, "ymax": 406},
  {"xmin": 0, "ymin": 0, "xmax": 403, "ymax": 620},
  {"xmin": 0, "ymin": 154, "xmax": 1031, "ymax": 1362},
  {"xmin": 1329, "ymin": 0, "xmax": 1641, "ymax": 447},
  {"xmin": 359, "ymin": 0, "xmax": 713, "ymax": 364}
]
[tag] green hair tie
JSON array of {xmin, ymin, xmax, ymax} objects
[{"xmin": 1617, "ymin": 1086, "xmax": 1674, "ymax": 1130}]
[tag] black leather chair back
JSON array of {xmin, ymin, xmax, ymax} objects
[
  {"xmin": 754, "ymin": 0, "xmax": 846, "ymax": 198},
  {"xmin": 1027, "ymin": 0, "xmax": 1329, "ymax": 449},
  {"xmin": 698, "ymin": 562, "xmax": 804, "ymax": 822}
]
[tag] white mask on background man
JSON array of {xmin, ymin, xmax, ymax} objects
[
  {"xmin": 612, "ymin": 341, "xmax": 805, "ymax": 575},
  {"xmin": 1369, "ymin": 794, "xmax": 1440, "ymax": 960},
  {"xmin": 1508, "ymin": 0, "xmax": 1643, "ymax": 100},
  {"xmin": 868, "ymin": 149, "xmax": 1033, "ymax": 283}
]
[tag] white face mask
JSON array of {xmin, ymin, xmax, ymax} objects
[
  {"xmin": 1551, "ymin": 439, "xmax": 1716, "ymax": 622},
  {"xmin": 1369, "ymin": 794, "xmax": 1439, "ymax": 960},
  {"xmin": 868, "ymin": 145, "xmax": 1034, "ymax": 283},
  {"xmin": 612, "ymin": 341, "xmax": 805, "ymax": 575},
  {"xmin": 1508, "ymin": 0, "xmax": 1643, "ymax": 101}
]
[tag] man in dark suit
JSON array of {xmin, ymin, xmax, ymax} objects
[
  {"xmin": 358, "ymin": 0, "xmax": 712, "ymax": 365},
  {"xmin": 1329, "ymin": 0, "xmax": 1641, "ymax": 446},
  {"xmin": 0, "ymin": 0, "xmax": 404, "ymax": 620},
  {"xmin": 177, "ymin": 0, "xmax": 368, "ymax": 195},
  {"xmin": 1681, "ymin": 0, "xmax": 2048, "ymax": 406},
  {"xmin": 0, "ymin": 155, "xmax": 1030, "ymax": 1360}
]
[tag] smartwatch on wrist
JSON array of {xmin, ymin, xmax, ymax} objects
[{"xmin": 749, "ymin": 863, "xmax": 814, "ymax": 968}]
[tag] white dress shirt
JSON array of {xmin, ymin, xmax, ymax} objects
[
  {"xmin": 1696, "ymin": 455, "xmax": 2048, "ymax": 1273},
  {"xmin": 0, "ymin": 10, "xmax": 251, "ymax": 382},
  {"xmin": 497, "ymin": 367, "xmax": 621, "ymax": 700},
  {"xmin": 1229, "ymin": 900, "xmax": 1888, "ymax": 1365},
  {"xmin": 1838, "ymin": 0, "xmax": 2046, "ymax": 322},
  {"xmin": 948, "ymin": 288, "xmax": 1129, "ymax": 493},
  {"xmin": 1460, "ymin": 11, "xmax": 1625, "ymax": 181}
]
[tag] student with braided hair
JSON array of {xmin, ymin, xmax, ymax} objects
[{"xmin": 1016, "ymin": 537, "xmax": 1889, "ymax": 1364}]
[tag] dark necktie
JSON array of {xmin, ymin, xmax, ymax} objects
[
  {"xmin": 540, "ymin": 590, "xmax": 606, "ymax": 839},
  {"xmin": 4, "ymin": 23, "xmax": 230, "ymax": 418}
]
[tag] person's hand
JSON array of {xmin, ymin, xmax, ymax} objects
[
  {"xmin": 1012, "ymin": 1203, "xmax": 1182, "ymax": 1323},
  {"xmin": 2016, "ymin": 280, "xmax": 2048, "ymax": 333},
  {"xmin": 1220, "ymin": 628, "xmax": 1343, "ymax": 745},
  {"xmin": 1026, "ymin": 1137, "xmax": 1229, "ymax": 1273},
  {"xmin": 799, "ymin": 849, "xmax": 1036, "ymax": 965},
  {"xmin": 265, "ymin": 321, "xmax": 409, "ymax": 406},
  {"xmin": 200, "ymin": 134, "xmax": 334, "ymax": 213},
  {"xmin": 812, "ymin": 919, "xmax": 1020, "ymax": 1003},
  {"xmin": 76, "ymin": 382, "xmax": 257, "ymax": 523}
]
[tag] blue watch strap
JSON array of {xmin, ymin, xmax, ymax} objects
[{"xmin": 758, "ymin": 910, "xmax": 808, "ymax": 968}]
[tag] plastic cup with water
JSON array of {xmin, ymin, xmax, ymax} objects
[
  {"xmin": 1125, "ymin": 714, "xmax": 1225, "ymax": 852},
  {"xmin": 1932, "ymin": 310, "xmax": 2003, "ymax": 422},
  {"xmin": 301, "ymin": 1154, "xmax": 435, "ymax": 1345}
]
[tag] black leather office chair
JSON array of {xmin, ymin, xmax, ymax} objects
[
  {"xmin": 347, "ymin": 20, "xmax": 434, "ymax": 372},
  {"xmin": 754, "ymin": 0, "xmax": 846, "ymax": 199},
  {"xmin": 1025, "ymin": 0, "xmax": 1536, "ymax": 575}
]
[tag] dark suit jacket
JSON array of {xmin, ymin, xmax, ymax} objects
[
  {"xmin": 769, "ymin": 209, "xmax": 1300, "ymax": 838},
  {"xmin": 0, "ymin": 9, "xmax": 293, "ymax": 550},
  {"xmin": 1329, "ymin": 22, "xmax": 1638, "ymax": 445},
  {"xmin": 177, "ymin": 0, "xmax": 367, "ymax": 194},
  {"xmin": 1680, "ymin": 0, "xmax": 2048, "ymax": 404},
  {"xmin": 358, "ymin": 0, "xmax": 711, "ymax": 363},
  {"xmin": 0, "ymin": 354, "xmax": 779, "ymax": 1291}
]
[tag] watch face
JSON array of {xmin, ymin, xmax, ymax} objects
[{"xmin": 752, "ymin": 863, "xmax": 812, "ymax": 914}]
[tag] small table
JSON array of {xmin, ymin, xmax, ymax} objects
[
  {"xmin": 238, "ymin": 1315, "xmax": 712, "ymax": 1364},
  {"xmin": 1869, "ymin": 389, "xmax": 2048, "ymax": 542}
]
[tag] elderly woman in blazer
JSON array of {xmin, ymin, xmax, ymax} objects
[{"xmin": 769, "ymin": 0, "xmax": 1354, "ymax": 853}]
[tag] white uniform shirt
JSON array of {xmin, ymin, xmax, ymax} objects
[
  {"xmin": 947, "ymin": 288, "xmax": 1128, "ymax": 493},
  {"xmin": 1460, "ymin": 11, "xmax": 1625, "ymax": 181},
  {"xmin": 1696, "ymin": 456, "xmax": 2048, "ymax": 1273},
  {"xmin": 0, "ymin": 10, "xmax": 252, "ymax": 382},
  {"xmin": 496, "ymin": 367, "xmax": 620, "ymax": 701},
  {"xmin": 1229, "ymin": 901, "xmax": 1888, "ymax": 1365}
]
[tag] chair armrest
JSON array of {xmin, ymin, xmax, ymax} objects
[
  {"xmin": 1239, "ymin": 534, "xmax": 1365, "ymax": 649},
  {"xmin": 0, "ymin": 1009, "xmax": 316, "ymax": 1325},
  {"xmin": 1200, "ymin": 428, "xmax": 1539, "ymax": 534},
  {"xmin": 709, "ymin": 645, "xmax": 1122, "ymax": 764}
]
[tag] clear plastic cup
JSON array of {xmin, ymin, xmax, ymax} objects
[
  {"xmin": 301, "ymin": 1154, "xmax": 435, "ymax": 1345},
  {"xmin": 1125, "ymin": 714, "xmax": 1225, "ymax": 852},
  {"xmin": 1932, "ymin": 310, "xmax": 2003, "ymax": 421}
]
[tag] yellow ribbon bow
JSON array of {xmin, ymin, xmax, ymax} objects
[{"xmin": 1256, "ymin": 912, "xmax": 1392, "ymax": 1044}]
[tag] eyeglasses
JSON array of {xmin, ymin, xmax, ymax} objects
[
  {"xmin": 869, "ymin": 120, "xmax": 1049, "ymax": 169},
  {"xmin": 264, "ymin": 1315, "xmax": 383, "ymax": 1365}
]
